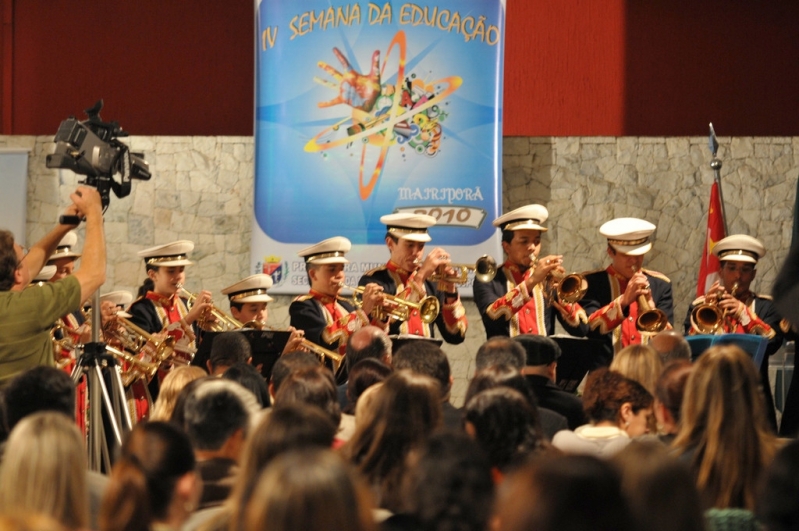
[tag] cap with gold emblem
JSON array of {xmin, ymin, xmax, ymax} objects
[
  {"xmin": 48, "ymin": 231, "xmax": 81, "ymax": 262},
  {"xmin": 381, "ymin": 213, "xmax": 436, "ymax": 242},
  {"xmin": 298, "ymin": 236, "xmax": 351, "ymax": 264},
  {"xmin": 493, "ymin": 204, "xmax": 549, "ymax": 232},
  {"xmin": 221, "ymin": 274, "xmax": 274, "ymax": 303},
  {"xmin": 31, "ymin": 265, "xmax": 57, "ymax": 283},
  {"xmin": 600, "ymin": 218, "xmax": 656, "ymax": 256},
  {"xmin": 712, "ymin": 234, "xmax": 766, "ymax": 264},
  {"xmin": 137, "ymin": 240, "xmax": 194, "ymax": 267}
]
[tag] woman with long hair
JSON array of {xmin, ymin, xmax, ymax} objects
[
  {"xmin": 0, "ymin": 412, "xmax": 89, "ymax": 530},
  {"xmin": 672, "ymin": 344, "xmax": 777, "ymax": 510},
  {"xmin": 610, "ymin": 343, "xmax": 663, "ymax": 397},
  {"xmin": 150, "ymin": 365, "xmax": 208, "ymax": 421}
]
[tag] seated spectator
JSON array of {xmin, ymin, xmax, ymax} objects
[
  {"xmin": 273, "ymin": 365, "xmax": 346, "ymax": 443},
  {"xmin": 649, "ymin": 330, "xmax": 692, "ymax": 364},
  {"xmin": 0, "ymin": 412, "xmax": 89, "ymax": 531},
  {"xmin": 223, "ymin": 362, "xmax": 270, "ymax": 408},
  {"xmin": 756, "ymin": 440, "xmax": 799, "ymax": 531},
  {"xmin": 514, "ymin": 334, "xmax": 586, "ymax": 429},
  {"xmin": 206, "ymin": 331, "xmax": 252, "ymax": 375},
  {"xmin": 673, "ymin": 345, "xmax": 777, "ymax": 510},
  {"xmin": 268, "ymin": 350, "xmax": 320, "ymax": 401},
  {"xmin": 474, "ymin": 336, "xmax": 526, "ymax": 372},
  {"xmin": 653, "ymin": 360, "xmax": 693, "ymax": 445},
  {"xmin": 552, "ymin": 368, "xmax": 653, "ymax": 458},
  {"xmin": 149, "ymin": 365, "xmax": 207, "ymax": 421},
  {"xmin": 99, "ymin": 422, "xmax": 200, "ymax": 531},
  {"xmin": 610, "ymin": 344, "xmax": 663, "ymax": 397},
  {"xmin": 343, "ymin": 358, "xmax": 392, "ymax": 415},
  {"xmin": 339, "ymin": 325, "xmax": 392, "ymax": 409}
]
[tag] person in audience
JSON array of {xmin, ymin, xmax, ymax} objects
[
  {"xmin": 339, "ymin": 325, "xmax": 392, "ymax": 409},
  {"xmin": 392, "ymin": 341, "xmax": 460, "ymax": 429},
  {"xmin": 0, "ymin": 412, "xmax": 89, "ymax": 531},
  {"xmin": 474, "ymin": 336, "xmax": 526, "ymax": 372},
  {"xmin": 342, "ymin": 370, "xmax": 442, "ymax": 512},
  {"xmin": 514, "ymin": 334, "xmax": 586, "ymax": 429},
  {"xmin": 756, "ymin": 440, "xmax": 799, "ymax": 531},
  {"xmin": 182, "ymin": 379, "xmax": 260, "ymax": 510},
  {"xmin": 267, "ymin": 350, "xmax": 321, "ymax": 401},
  {"xmin": 243, "ymin": 449, "xmax": 375, "ymax": 531},
  {"xmin": 99, "ymin": 422, "xmax": 201, "ymax": 531},
  {"xmin": 609, "ymin": 343, "xmax": 663, "ymax": 396},
  {"xmin": 649, "ymin": 329, "xmax": 692, "ymax": 363},
  {"xmin": 343, "ymin": 358, "xmax": 392, "ymax": 415},
  {"xmin": 673, "ymin": 344, "xmax": 777, "ymax": 510},
  {"xmin": 463, "ymin": 387, "xmax": 549, "ymax": 482},
  {"xmin": 273, "ymin": 365, "xmax": 347, "ymax": 443},
  {"xmin": 653, "ymin": 360, "xmax": 693, "ymax": 445},
  {"xmin": 496, "ymin": 454, "xmax": 635, "ymax": 531},
  {"xmin": 205, "ymin": 332, "xmax": 252, "ymax": 376},
  {"xmin": 223, "ymin": 362, "xmax": 270, "ymax": 408},
  {"xmin": 464, "ymin": 364, "xmax": 566, "ymax": 441},
  {"xmin": 149, "ymin": 365, "xmax": 207, "ymax": 422},
  {"xmin": 552, "ymin": 368, "xmax": 653, "ymax": 458},
  {"xmin": 612, "ymin": 441, "xmax": 705, "ymax": 531}
]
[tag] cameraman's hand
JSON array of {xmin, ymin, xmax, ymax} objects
[{"xmin": 69, "ymin": 186, "xmax": 103, "ymax": 220}]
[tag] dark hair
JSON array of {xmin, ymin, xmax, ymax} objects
[
  {"xmin": 385, "ymin": 231, "xmax": 399, "ymax": 244},
  {"xmin": 393, "ymin": 342, "xmax": 451, "ymax": 398},
  {"xmin": 404, "ymin": 431, "xmax": 494, "ymax": 531},
  {"xmin": 756, "ymin": 440, "xmax": 799, "ymax": 531},
  {"xmin": 182, "ymin": 379, "xmax": 252, "ymax": 451},
  {"xmin": 582, "ymin": 368, "xmax": 653, "ymax": 424},
  {"xmin": 346, "ymin": 328, "xmax": 391, "ymax": 372},
  {"xmin": 654, "ymin": 360, "xmax": 692, "ymax": 423},
  {"xmin": 223, "ymin": 362, "xmax": 270, "ymax": 408},
  {"xmin": 464, "ymin": 364, "xmax": 543, "ymax": 438},
  {"xmin": 475, "ymin": 337, "xmax": 526, "ymax": 371},
  {"xmin": 0, "ymin": 229, "xmax": 18, "ymax": 291},
  {"xmin": 137, "ymin": 272, "xmax": 155, "ymax": 298},
  {"xmin": 3, "ymin": 367, "xmax": 75, "ymax": 430},
  {"xmin": 345, "ymin": 358, "xmax": 392, "ymax": 415},
  {"xmin": 269, "ymin": 351, "xmax": 320, "ymax": 393},
  {"xmin": 99, "ymin": 422, "xmax": 196, "ymax": 531},
  {"xmin": 501, "ymin": 229, "xmax": 515, "ymax": 245},
  {"xmin": 499, "ymin": 454, "xmax": 635, "ymax": 531},
  {"xmin": 168, "ymin": 376, "xmax": 212, "ymax": 428},
  {"xmin": 463, "ymin": 387, "xmax": 546, "ymax": 472},
  {"xmin": 209, "ymin": 332, "xmax": 252, "ymax": 371},
  {"xmin": 274, "ymin": 366, "xmax": 341, "ymax": 427}
]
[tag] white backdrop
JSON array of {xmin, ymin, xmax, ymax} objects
[{"xmin": 0, "ymin": 149, "xmax": 30, "ymax": 244}]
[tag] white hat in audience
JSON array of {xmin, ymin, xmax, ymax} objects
[
  {"xmin": 298, "ymin": 237, "xmax": 351, "ymax": 264},
  {"xmin": 381, "ymin": 213, "xmax": 436, "ymax": 242},
  {"xmin": 713, "ymin": 234, "xmax": 766, "ymax": 264},
  {"xmin": 48, "ymin": 231, "xmax": 81, "ymax": 262},
  {"xmin": 493, "ymin": 204, "xmax": 549, "ymax": 232},
  {"xmin": 138, "ymin": 240, "xmax": 194, "ymax": 267},
  {"xmin": 221, "ymin": 274, "xmax": 274, "ymax": 303},
  {"xmin": 600, "ymin": 218, "xmax": 656, "ymax": 256}
]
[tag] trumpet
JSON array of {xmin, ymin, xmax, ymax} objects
[
  {"xmin": 103, "ymin": 316, "xmax": 180, "ymax": 368},
  {"xmin": 177, "ymin": 284, "xmax": 244, "ymax": 332},
  {"xmin": 692, "ymin": 282, "xmax": 739, "ymax": 334},
  {"xmin": 532, "ymin": 255, "xmax": 588, "ymax": 305},
  {"xmin": 341, "ymin": 284, "xmax": 440, "ymax": 324},
  {"xmin": 105, "ymin": 345, "xmax": 160, "ymax": 387},
  {"xmin": 429, "ymin": 255, "xmax": 497, "ymax": 284},
  {"xmin": 240, "ymin": 321, "xmax": 344, "ymax": 375},
  {"xmin": 631, "ymin": 266, "xmax": 669, "ymax": 332}
]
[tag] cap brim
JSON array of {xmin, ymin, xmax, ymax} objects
[
  {"xmin": 234, "ymin": 294, "xmax": 274, "ymax": 303},
  {"xmin": 610, "ymin": 242, "xmax": 652, "ymax": 256},
  {"xmin": 309, "ymin": 257, "xmax": 349, "ymax": 265},
  {"xmin": 149, "ymin": 259, "xmax": 194, "ymax": 267},
  {"xmin": 719, "ymin": 255, "xmax": 758, "ymax": 264},
  {"xmin": 398, "ymin": 233, "xmax": 431, "ymax": 242},
  {"xmin": 49, "ymin": 253, "xmax": 81, "ymax": 261}
]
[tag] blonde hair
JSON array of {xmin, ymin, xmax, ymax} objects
[
  {"xmin": 610, "ymin": 344, "xmax": 663, "ymax": 396},
  {"xmin": 672, "ymin": 345, "xmax": 777, "ymax": 509},
  {"xmin": 150, "ymin": 365, "xmax": 207, "ymax": 421},
  {"xmin": 0, "ymin": 412, "xmax": 89, "ymax": 530}
]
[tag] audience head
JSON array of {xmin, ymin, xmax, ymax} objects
[
  {"xmin": 149, "ymin": 366, "xmax": 207, "ymax": 422},
  {"xmin": 464, "ymin": 364, "xmax": 540, "ymax": 414},
  {"xmin": 207, "ymin": 331, "xmax": 252, "ymax": 375},
  {"xmin": 344, "ymin": 358, "xmax": 392, "ymax": 414},
  {"xmin": 274, "ymin": 365, "xmax": 341, "ymax": 428},
  {"xmin": 673, "ymin": 344, "xmax": 776, "ymax": 509},
  {"xmin": 0, "ymin": 412, "xmax": 88, "ymax": 531},
  {"xmin": 223, "ymin": 362, "xmax": 270, "ymax": 408},
  {"xmin": 497, "ymin": 454, "xmax": 634, "ymax": 531},
  {"xmin": 653, "ymin": 360, "xmax": 693, "ymax": 436},
  {"xmin": 514, "ymin": 334, "xmax": 561, "ymax": 367},
  {"xmin": 99, "ymin": 422, "xmax": 199, "ymax": 531},
  {"xmin": 582, "ymin": 368, "xmax": 653, "ymax": 437},
  {"xmin": 610, "ymin": 344, "xmax": 662, "ymax": 396},
  {"xmin": 393, "ymin": 341, "xmax": 452, "ymax": 400},
  {"xmin": 475, "ymin": 337, "xmax": 525, "ymax": 371},
  {"xmin": 269, "ymin": 351, "xmax": 320, "ymax": 398},
  {"xmin": 756, "ymin": 440, "xmax": 799, "ymax": 531},
  {"xmin": 463, "ymin": 387, "xmax": 546, "ymax": 473},
  {"xmin": 243, "ymin": 449, "xmax": 375, "ymax": 531},
  {"xmin": 345, "ymin": 325, "xmax": 392, "ymax": 371},
  {"xmin": 2, "ymin": 367, "xmax": 75, "ymax": 430},
  {"xmin": 649, "ymin": 330, "xmax": 692, "ymax": 364}
]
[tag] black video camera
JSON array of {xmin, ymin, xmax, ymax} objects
[{"xmin": 46, "ymin": 100, "xmax": 151, "ymax": 209}]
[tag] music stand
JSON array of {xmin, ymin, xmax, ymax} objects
[
  {"xmin": 686, "ymin": 333, "xmax": 769, "ymax": 368},
  {"xmin": 194, "ymin": 329, "xmax": 291, "ymax": 379},
  {"xmin": 550, "ymin": 335, "xmax": 606, "ymax": 393}
]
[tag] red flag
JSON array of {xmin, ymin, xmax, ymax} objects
[{"xmin": 697, "ymin": 181, "xmax": 726, "ymax": 297}]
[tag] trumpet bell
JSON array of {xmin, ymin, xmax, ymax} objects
[
  {"xmin": 557, "ymin": 273, "xmax": 588, "ymax": 304},
  {"xmin": 474, "ymin": 255, "xmax": 497, "ymax": 283}
]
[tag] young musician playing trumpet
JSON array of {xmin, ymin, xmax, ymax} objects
[
  {"xmin": 474, "ymin": 205, "xmax": 588, "ymax": 339},
  {"xmin": 358, "ymin": 213, "xmax": 467, "ymax": 344}
]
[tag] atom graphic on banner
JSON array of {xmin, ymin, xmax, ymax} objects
[{"xmin": 304, "ymin": 30, "xmax": 462, "ymax": 201}]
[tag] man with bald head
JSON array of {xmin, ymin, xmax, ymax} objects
[
  {"xmin": 649, "ymin": 330, "xmax": 692, "ymax": 364},
  {"xmin": 338, "ymin": 325, "xmax": 392, "ymax": 408}
]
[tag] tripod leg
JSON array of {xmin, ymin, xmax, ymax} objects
[
  {"xmin": 93, "ymin": 364, "xmax": 123, "ymax": 446},
  {"xmin": 110, "ymin": 365, "xmax": 134, "ymax": 431},
  {"xmin": 87, "ymin": 366, "xmax": 110, "ymax": 472}
]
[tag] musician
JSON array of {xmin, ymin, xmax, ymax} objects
[
  {"xmin": 474, "ymin": 204, "xmax": 588, "ymax": 338},
  {"xmin": 47, "ymin": 232, "xmax": 91, "ymax": 357},
  {"xmin": 684, "ymin": 234, "xmax": 783, "ymax": 430},
  {"xmin": 289, "ymin": 237, "xmax": 386, "ymax": 360},
  {"xmin": 0, "ymin": 186, "xmax": 106, "ymax": 386},
  {"xmin": 358, "ymin": 213, "xmax": 467, "ymax": 344},
  {"xmin": 578, "ymin": 218, "xmax": 674, "ymax": 365}
]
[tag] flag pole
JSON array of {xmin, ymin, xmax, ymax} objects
[{"xmin": 708, "ymin": 123, "xmax": 729, "ymax": 234}]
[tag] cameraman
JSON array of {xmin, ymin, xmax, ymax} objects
[{"xmin": 0, "ymin": 186, "xmax": 106, "ymax": 386}]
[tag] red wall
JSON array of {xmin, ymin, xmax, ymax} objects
[{"xmin": 1, "ymin": 0, "xmax": 797, "ymax": 137}]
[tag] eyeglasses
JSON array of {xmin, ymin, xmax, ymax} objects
[{"xmin": 722, "ymin": 263, "xmax": 755, "ymax": 274}]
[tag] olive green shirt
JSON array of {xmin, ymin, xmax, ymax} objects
[{"xmin": 0, "ymin": 275, "xmax": 81, "ymax": 386}]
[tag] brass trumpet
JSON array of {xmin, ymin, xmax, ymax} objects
[
  {"xmin": 105, "ymin": 345, "xmax": 160, "ymax": 387},
  {"xmin": 240, "ymin": 321, "xmax": 345, "ymax": 375},
  {"xmin": 103, "ymin": 316, "xmax": 179, "ymax": 367},
  {"xmin": 177, "ymin": 284, "xmax": 244, "ymax": 332},
  {"xmin": 429, "ymin": 255, "xmax": 498, "ymax": 284},
  {"xmin": 532, "ymin": 256, "xmax": 588, "ymax": 305},
  {"xmin": 691, "ymin": 282, "xmax": 738, "ymax": 334},
  {"xmin": 631, "ymin": 266, "xmax": 669, "ymax": 332},
  {"xmin": 341, "ymin": 284, "xmax": 440, "ymax": 324}
]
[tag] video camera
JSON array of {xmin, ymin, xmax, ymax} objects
[{"xmin": 46, "ymin": 100, "xmax": 151, "ymax": 209}]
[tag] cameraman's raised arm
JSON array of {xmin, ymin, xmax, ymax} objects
[{"xmin": 68, "ymin": 186, "xmax": 106, "ymax": 301}]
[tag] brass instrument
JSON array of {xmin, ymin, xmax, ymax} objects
[
  {"xmin": 342, "ymin": 284, "xmax": 440, "ymax": 324},
  {"xmin": 428, "ymin": 255, "xmax": 498, "ymax": 284},
  {"xmin": 631, "ymin": 266, "xmax": 669, "ymax": 332},
  {"xmin": 532, "ymin": 255, "xmax": 588, "ymax": 305},
  {"xmin": 239, "ymin": 321, "xmax": 344, "ymax": 375},
  {"xmin": 50, "ymin": 320, "xmax": 80, "ymax": 369},
  {"xmin": 691, "ymin": 282, "xmax": 740, "ymax": 334},
  {"xmin": 102, "ymin": 316, "xmax": 182, "ymax": 377},
  {"xmin": 105, "ymin": 345, "xmax": 160, "ymax": 387},
  {"xmin": 177, "ymin": 284, "xmax": 244, "ymax": 331}
]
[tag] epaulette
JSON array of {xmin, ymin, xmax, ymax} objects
[
  {"xmin": 580, "ymin": 268, "xmax": 606, "ymax": 276},
  {"xmin": 364, "ymin": 264, "xmax": 388, "ymax": 276},
  {"xmin": 691, "ymin": 295, "xmax": 707, "ymax": 306},
  {"xmin": 643, "ymin": 268, "xmax": 671, "ymax": 283},
  {"xmin": 292, "ymin": 294, "xmax": 314, "ymax": 302},
  {"xmin": 755, "ymin": 293, "xmax": 773, "ymax": 301}
]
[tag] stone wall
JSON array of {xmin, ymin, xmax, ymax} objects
[{"xmin": 6, "ymin": 135, "xmax": 796, "ymax": 405}]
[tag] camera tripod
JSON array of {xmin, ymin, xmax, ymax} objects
[{"xmin": 70, "ymin": 292, "xmax": 133, "ymax": 472}]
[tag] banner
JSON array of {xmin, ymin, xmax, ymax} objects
[
  {"xmin": 252, "ymin": 0, "xmax": 505, "ymax": 294},
  {"xmin": 696, "ymin": 181, "xmax": 726, "ymax": 297}
]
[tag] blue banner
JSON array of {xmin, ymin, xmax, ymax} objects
[{"xmin": 252, "ymin": 0, "xmax": 505, "ymax": 294}]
